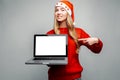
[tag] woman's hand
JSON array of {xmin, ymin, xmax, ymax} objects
[{"xmin": 78, "ymin": 37, "xmax": 99, "ymax": 45}]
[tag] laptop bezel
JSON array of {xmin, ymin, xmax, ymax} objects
[{"xmin": 33, "ymin": 34, "xmax": 68, "ymax": 57}]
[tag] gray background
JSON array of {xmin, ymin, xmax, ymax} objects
[{"xmin": 0, "ymin": 0, "xmax": 120, "ymax": 80}]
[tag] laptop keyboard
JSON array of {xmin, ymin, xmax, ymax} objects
[{"xmin": 34, "ymin": 57, "xmax": 65, "ymax": 60}]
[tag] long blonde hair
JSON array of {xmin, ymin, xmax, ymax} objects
[{"xmin": 54, "ymin": 14, "xmax": 80, "ymax": 53}]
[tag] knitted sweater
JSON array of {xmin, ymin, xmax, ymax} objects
[{"xmin": 46, "ymin": 27, "xmax": 103, "ymax": 80}]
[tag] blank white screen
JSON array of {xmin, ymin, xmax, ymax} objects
[{"xmin": 35, "ymin": 36, "xmax": 66, "ymax": 56}]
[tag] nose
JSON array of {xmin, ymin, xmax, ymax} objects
[{"xmin": 56, "ymin": 10, "xmax": 62, "ymax": 15}]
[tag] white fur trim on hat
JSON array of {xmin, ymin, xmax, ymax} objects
[{"xmin": 55, "ymin": 2, "xmax": 72, "ymax": 15}]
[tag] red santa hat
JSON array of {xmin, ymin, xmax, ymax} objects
[{"xmin": 55, "ymin": 0, "xmax": 75, "ymax": 22}]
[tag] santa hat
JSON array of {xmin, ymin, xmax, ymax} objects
[{"xmin": 55, "ymin": 0, "xmax": 74, "ymax": 22}]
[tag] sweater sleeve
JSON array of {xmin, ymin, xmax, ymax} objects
[
  {"xmin": 78, "ymin": 28, "xmax": 103, "ymax": 53},
  {"xmin": 85, "ymin": 38, "xmax": 103, "ymax": 53}
]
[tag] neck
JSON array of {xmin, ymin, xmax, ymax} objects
[{"xmin": 59, "ymin": 21, "xmax": 67, "ymax": 28}]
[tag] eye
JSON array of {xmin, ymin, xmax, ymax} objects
[
  {"xmin": 61, "ymin": 9, "xmax": 65, "ymax": 11},
  {"xmin": 55, "ymin": 9, "xmax": 58, "ymax": 12},
  {"xmin": 61, "ymin": 8, "xmax": 65, "ymax": 11}
]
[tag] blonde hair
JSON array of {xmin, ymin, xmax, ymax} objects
[{"xmin": 54, "ymin": 14, "xmax": 80, "ymax": 53}]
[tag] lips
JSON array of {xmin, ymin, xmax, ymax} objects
[{"xmin": 57, "ymin": 16, "xmax": 62, "ymax": 19}]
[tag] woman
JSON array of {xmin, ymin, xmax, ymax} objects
[{"xmin": 46, "ymin": 0, "xmax": 103, "ymax": 80}]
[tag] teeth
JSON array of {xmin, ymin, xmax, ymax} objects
[{"xmin": 57, "ymin": 16, "xmax": 61, "ymax": 17}]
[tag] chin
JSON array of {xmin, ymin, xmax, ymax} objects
[{"xmin": 57, "ymin": 19, "xmax": 63, "ymax": 22}]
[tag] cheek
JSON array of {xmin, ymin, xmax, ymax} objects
[
  {"xmin": 63, "ymin": 11, "xmax": 67, "ymax": 15},
  {"xmin": 54, "ymin": 12, "xmax": 57, "ymax": 15},
  {"xmin": 62, "ymin": 11, "xmax": 67, "ymax": 16},
  {"xmin": 54, "ymin": 13, "xmax": 57, "ymax": 17},
  {"xmin": 63, "ymin": 13, "xmax": 68, "ymax": 18}
]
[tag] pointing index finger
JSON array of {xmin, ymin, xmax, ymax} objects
[{"xmin": 78, "ymin": 38, "xmax": 87, "ymax": 41}]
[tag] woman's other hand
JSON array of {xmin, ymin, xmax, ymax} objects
[{"xmin": 78, "ymin": 37, "xmax": 99, "ymax": 45}]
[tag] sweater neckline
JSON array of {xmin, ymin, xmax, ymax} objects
[
  {"xmin": 59, "ymin": 27, "xmax": 67, "ymax": 28},
  {"xmin": 59, "ymin": 27, "xmax": 68, "ymax": 30},
  {"xmin": 59, "ymin": 27, "xmax": 68, "ymax": 33}
]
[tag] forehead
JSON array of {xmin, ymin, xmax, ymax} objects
[{"xmin": 55, "ymin": 6, "xmax": 65, "ymax": 10}]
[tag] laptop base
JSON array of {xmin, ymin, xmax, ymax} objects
[{"xmin": 25, "ymin": 58, "xmax": 68, "ymax": 65}]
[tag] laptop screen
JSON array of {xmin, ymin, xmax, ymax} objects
[{"xmin": 34, "ymin": 34, "xmax": 67, "ymax": 57}]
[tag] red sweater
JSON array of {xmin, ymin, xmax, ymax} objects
[{"xmin": 46, "ymin": 27, "xmax": 103, "ymax": 80}]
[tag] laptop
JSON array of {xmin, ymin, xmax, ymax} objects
[{"xmin": 25, "ymin": 34, "xmax": 68, "ymax": 65}]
